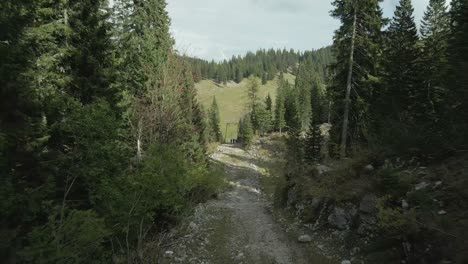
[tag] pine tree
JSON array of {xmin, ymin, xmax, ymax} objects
[
  {"xmin": 284, "ymin": 87, "xmax": 301, "ymax": 132},
  {"xmin": 447, "ymin": 0, "xmax": 468, "ymax": 145},
  {"xmin": 274, "ymin": 76, "xmax": 287, "ymax": 133},
  {"xmin": 420, "ymin": 0, "xmax": 450, "ymax": 122},
  {"xmin": 383, "ymin": 0, "xmax": 422, "ymax": 116},
  {"xmin": 241, "ymin": 115, "xmax": 254, "ymax": 147},
  {"xmin": 209, "ymin": 97, "xmax": 222, "ymax": 142},
  {"xmin": 262, "ymin": 72, "xmax": 268, "ymax": 85},
  {"xmin": 235, "ymin": 67, "xmax": 243, "ymax": 83},
  {"xmin": 68, "ymin": 0, "xmax": 115, "ymax": 104},
  {"xmin": 305, "ymin": 120, "xmax": 323, "ymax": 162},
  {"xmin": 329, "ymin": 0, "xmax": 384, "ymax": 155},
  {"xmin": 295, "ymin": 60, "xmax": 316, "ymax": 130},
  {"xmin": 265, "ymin": 93, "xmax": 273, "ymax": 113},
  {"xmin": 255, "ymin": 105, "xmax": 272, "ymax": 135}
]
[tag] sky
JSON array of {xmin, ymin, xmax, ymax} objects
[{"xmin": 166, "ymin": 0, "xmax": 442, "ymax": 61}]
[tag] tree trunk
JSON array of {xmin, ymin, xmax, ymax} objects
[{"xmin": 340, "ymin": 9, "xmax": 357, "ymax": 158}]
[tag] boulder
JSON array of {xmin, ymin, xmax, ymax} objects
[
  {"xmin": 164, "ymin": 251, "xmax": 174, "ymax": 258},
  {"xmin": 415, "ymin": 182, "xmax": 430, "ymax": 191},
  {"xmin": 310, "ymin": 197, "xmax": 323, "ymax": 211},
  {"xmin": 359, "ymin": 194, "xmax": 377, "ymax": 214},
  {"xmin": 341, "ymin": 260, "xmax": 352, "ymax": 264},
  {"xmin": 316, "ymin": 164, "xmax": 331, "ymax": 176},
  {"xmin": 360, "ymin": 214, "xmax": 376, "ymax": 225},
  {"xmin": 328, "ymin": 207, "xmax": 349, "ymax": 230},
  {"xmin": 364, "ymin": 164, "xmax": 375, "ymax": 173},
  {"xmin": 298, "ymin": 234, "xmax": 312, "ymax": 243},
  {"xmin": 402, "ymin": 199, "xmax": 409, "ymax": 210}
]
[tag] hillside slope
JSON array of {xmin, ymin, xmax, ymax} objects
[{"xmin": 196, "ymin": 74, "xmax": 295, "ymax": 141}]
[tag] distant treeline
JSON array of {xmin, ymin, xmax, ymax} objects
[{"xmin": 183, "ymin": 47, "xmax": 335, "ymax": 83}]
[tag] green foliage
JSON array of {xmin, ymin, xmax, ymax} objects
[
  {"xmin": 274, "ymin": 75, "xmax": 287, "ymax": 133},
  {"xmin": 0, "ymin": 0, "xmax": 221, "ymax": 262},
  {"xmin": 21, "ymin": 210, "xmax": 109, "ymax": 264},
  {"xmin": 329, "ymin": 0, "xmax": 385, "ymax": 152},
  {"xmin": 375, "ymin": 167, "xmax": 413, "ymax": 197},
  {"xmin": 208, "ymin": 97, "xmax": 222, "ymax": 142},
  {"xmin": 447, "ymin": 0, "xmax": 468, "ymax": 148},
  {"xmin": 238, "ymin": 116, "xmax": 254, "ymax": 147},
  {"xmin": 305, "ymin": 124, "xmax": 322, "ymax": 162},
  {"xmin": 253, "ymin": 104, "xmax": 272, "ymax": 135},
  {"xmin": 265, "ymin": 93, "xmax": 272, "ymax": 112},
  {"xmin": 294, "ymin": 60, "xmax": 314, "ymax": 130},
  {"xmin": 376, "ymin": 196, "xmax": 419, "ymax": 236},
  {"xmin": 184, "ymin": 47, "xmax": 334, "ymax": 84}
]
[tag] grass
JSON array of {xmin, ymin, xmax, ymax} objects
[{"xmin": 196, "ymin": 74, "xmax": 295, "ymax": 142}]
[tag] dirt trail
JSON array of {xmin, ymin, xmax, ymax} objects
[{"xmin": 162, "ymin": 144, "xmax": 330, "ymax": 264}]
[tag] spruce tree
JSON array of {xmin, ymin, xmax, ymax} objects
[
  {"xmin": 383, "ymin": 0, "xmax": 422, "ymax": 115},
  {"xmin": 265, "ymin": 94, "xmax": 273, "ymax": 113},
  {"xmin": 420, "ymin": 0, "xmax": 450, "ymax": 122},
  {"xmin": 209, "ymin": 97, "xmax": 222, "ymax": 142},
  {"xmin": 262, "ymin": 72, "xmax": 268, "ymax": 85},
  {"xmin": 447, "ymin": 0, "xmax": 468, "ymax": 145},
  {"xmin": 235, "ymin": 68, "xmax": 243, "ymax": 83},
  {"xmin": 329, "ymin": 0, "xmax": 384, "ymax": 154},
  {"xmin": 274, "ymin": 76, "xmax": 287, "ymax": 133},
  {"xmin": 305, "ymin": 119, "xmax": 323, "ymax": 162},
  {"xmin": 241, "ymin": 115, "xmax": 254, "ymax": 147},
  {"xmin": 295, "ymin": 61, "xmax": 313, "ymax": 130}
]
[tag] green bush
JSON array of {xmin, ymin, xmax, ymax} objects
[
  {"xmin": 21, "ymin": 209, "xmax": 109, "ymax": 264},
  {"xmin": 376, "ymin": 168, "xmax": 413, "ymax": 197}
]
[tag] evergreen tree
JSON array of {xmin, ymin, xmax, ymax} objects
[
  {"xmin": 284, "ymin": 87, "xmax": 301, "ymax": 132},
  {"xmin": 420, "ymin": 0, "xmax": 450, "ymax": 122},
  {"xmin": 305, "ymin": 120, "xmax": 323, "ymax": 162},
  {"xmin": 274, "ymin": 76, "xmax": 287, "ymax": 133},
  {"xmin": 265, "ymin": 93, "xmax": 273, "ymax": 113},
  {"xmin": 383, "ymin": 0, "xmax": 424, "ymax": 119},
  {"xmin": 447, "ymin": 0, "xmax": 468, "ymax": 146},
  {"xmin": 262, "ymin": 72, "xmax": 268, "ymax": 85},
  {"xmin": 329, "ymin": 0, "xmax": 384, "ymax": 155},
  {"xmin": 295, "ymin": 60, "xmax": 315, "ymax": 130},
  {"xmin": 255, "ymin": 105, "xmax": 272, "ymax": 135},
  {"xmin": 305, "ymin": 74, "xmax": 326, "ymax": 162},
  {"xmin": 240, "ymin": 115, "xmax": 254, "ymax": 147},
  {"xmin": 209, "ymin": 97, "xmax": 222, "ymax": 142},
  {"xmin": 235, "ymin": 67, "xmax": 243, "ymax": 83}
]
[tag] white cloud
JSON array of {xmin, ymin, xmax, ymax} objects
[{"xmin": 167, "ymin": 0, "xmax": 439, "ymax": 61}]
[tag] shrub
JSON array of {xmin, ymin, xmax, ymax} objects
[{"xmin": 21, "ymin": 209, "xmax": 109, "ymax": 264}]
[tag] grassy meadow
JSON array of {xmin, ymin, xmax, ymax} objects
[{"xmin": 196, "ymin": 74, "xmax": 295, "ymax": 141}]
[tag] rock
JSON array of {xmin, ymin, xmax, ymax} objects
[
  {"xmin": 316, "ymin": 164, "xmax": 331, "ymax": 176},
  {"xmin": 351, "ymin": 247, "xmax": 360, "ymax": 256},
  {"xmin": 164, "ymin": 251, "xmax": 174, "ymax": 258},
  {"xmin": 328, "ymin": 207, "xmax": 349, "ymax": 230},
  {"xmin": 316, "ymin": 244, "xmax": 325, "ymax": 250},
  {"xmin": 347, "ymin": 203, "xmax": 358, "ymax": 217},
  {"xmin": 188, "ymin": 221, "xmax": 198, "ymax": 230},
  {"xmin": 364, "ymin": 164, "xmax": 374, "ymax": 173},
  {"xmin": 438, "ymin": 210, "xmax": 447, "ymax": 215},
  {"xmin": 359, "ymin": 194, "xmax": 377, "ymax": 214},
  {"xmin": 434, "ymin": 181, "xmax": 443, "ymax": 189},
  {"xmin": 415, "ymin": 182, "xmax": 430, "ymax": 191},
  {"xmin": 234, "ymin": 252, "xmax": 245, "ymax": 260},
  {"xmin": 341, "ymin": 260, "xmax": 352, "ymax": 264},
  {"xmin": 298, "ymin": 234, "xmax": 312, "ymax": 243},
  {"xmin": 174, "ymin": 256, "xmax": 186, "ymax": 262},
  {"xmin": 402, "ymin": 199, "xmax": 409, "ymax": 209},
  {"xmin": 310, "ymin": 197, "xmax": 323, "ymax": 211},
  {"xmin": 357, "ymin": 224, "xmax": 367, "ymax": 235}
]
